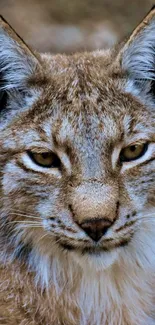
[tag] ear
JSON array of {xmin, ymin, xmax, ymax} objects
[
  {"xmin": 118, "ymin": 6, "xmax": 155, "ymax": 107},
  {"xmin": 0, "ymin": 16, "xmax": 41, "ymax": 114}
]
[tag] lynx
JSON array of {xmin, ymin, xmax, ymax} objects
[{"xmin": 0, "ymin": 6, "xmax": 155, "ymax": 325}]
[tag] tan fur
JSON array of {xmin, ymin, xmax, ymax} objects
[{"xmin": 0, "ymin": 10, "xmax": 155, "ymax": 325}]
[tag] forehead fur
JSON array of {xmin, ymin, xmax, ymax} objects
[
  {"xmin": 21, "ymin": 51, "xmax": 151, "ymax": 132},
  {"xmin": 3, "ymin": 49, "xmax": 153, "ymax": 154}
]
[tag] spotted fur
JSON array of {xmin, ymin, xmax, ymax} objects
[{"xmin": 0, "ymin": 9, "xmax": 155, "ymax": 325}]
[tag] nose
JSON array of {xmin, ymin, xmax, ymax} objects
[{"xmin": 78, "ymin": 218, "xmax": 112, "ymax": 242}]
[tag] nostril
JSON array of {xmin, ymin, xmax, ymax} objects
[
  {"xmin": 68, "ymin": 204, "xmax": 74, "ymax": 216},
  {"xmin": 78, "ymin": 218, "xmax": 112, "ymax": 242},
  {"xmin": 68, "ymin": 204, "xmax": 73, "ymax": 211}
]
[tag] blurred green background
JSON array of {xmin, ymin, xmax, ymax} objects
[{"xmin": 0, "ymin": 0, "xmax": 153, "ymax": 53}]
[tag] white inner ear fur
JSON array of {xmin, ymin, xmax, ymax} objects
[
  {"xmin": 122, "ymin": 20, "xmax": 155, "ymax": 81},
  {"xmin": 0, "ymin": 28, "xmax": 38, "ymax": 91},
  {"xmin": 122, "ymin": 20, "xmax": 155, "ymax": 107}
]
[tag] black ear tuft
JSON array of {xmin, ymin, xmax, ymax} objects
[
  {"xmin": 149, "ymin": 80, "xmax": 155, "ymax": 99},
  {"xmin": 0, "ymin": 72, "xmax": 7, "ymax": 112},
  {"xmin": 0, "ymin": 91, "xmax": 7, "ymax": 111}
]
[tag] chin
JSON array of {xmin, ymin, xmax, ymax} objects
[{"xmin": 70, "ymin": 248, "xmax": 119, "ymax": 272}]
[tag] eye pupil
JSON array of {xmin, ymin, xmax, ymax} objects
[
  {"xmin": 42, "ymin": 152, "xmax": 50, "ymax": 159},
  {"xmin": 130, "ymin": 145, "xmax": 136, "ymax": 152}
]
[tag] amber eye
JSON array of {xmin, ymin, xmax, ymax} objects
[
  {"xmin": 120, "ymin": 143, "xmax": 148, "ymax": 162},
  {"xmin": 28, "ymin": 151, "xmax": 61, "ymax": 168}
]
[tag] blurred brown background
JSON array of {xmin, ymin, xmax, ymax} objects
[{"xmin": 0, "ymin": 0, "xmax": 154, "ymax": 53}]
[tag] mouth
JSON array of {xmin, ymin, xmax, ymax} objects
[{"xmin": 59, "ymin": 237, "xmax": 130, "ymax": 255}]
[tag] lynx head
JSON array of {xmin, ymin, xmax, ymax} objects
[{"xmin": 0, "ymin": 9, "xmax": 155, "ymax": 286}]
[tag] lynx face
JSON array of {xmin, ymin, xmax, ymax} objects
[{"xmin": 0, "ymin": 11, "xmax": 155, "ymax": 282}]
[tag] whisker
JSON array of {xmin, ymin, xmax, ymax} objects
[
  {"xmin": 36, "ymin": 233, "xmax": 49, "ymax": 245},
  {"xmin": 5, "ymin": 225, "xmax": 42, "ymax": 238},
  {"xmin": 15, "ymin": 225, "xmax": 42, "ymax": 229},
  {"xmin": 54, "ymin": 237, "xmax": 65, "ymax": 246},
  {"xmin": 9, "ymin": 220, "xmax": 42, "ymax": 225},
  {"xmin": 9, "ymin": 212, "xmax": 41, "ymax": 220},
  {"xmin": 136, "ymin": 216, "xmax": 155, "ymax": 222},
  {"xmin": 141, "ymin": 213, "xmax": 155, "ymax": 217},
  {"xmin": 115, "ymin": 215, "xmax": 155, "ymax": 233}
]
